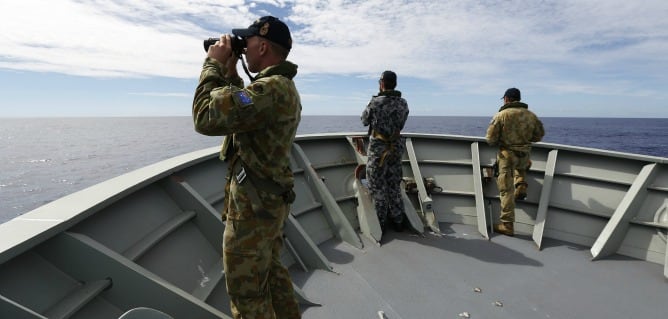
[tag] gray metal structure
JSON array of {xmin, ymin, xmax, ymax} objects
[{"xmin": 1, "ymin": 133, "xmax": 666, "ymax": 319}]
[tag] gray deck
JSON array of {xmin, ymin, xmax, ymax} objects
[
  {"xmin": 1, "ymin": 133, "xmax": 667, "ymax": 318},
  {"xmin": 293, "ymin": 223, "xmax": 668, "ymax": 319}
]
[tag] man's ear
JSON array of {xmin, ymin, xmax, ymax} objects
[{"xmin": 258, "ymin": 41, "xmax": 268, "ymax": 56}]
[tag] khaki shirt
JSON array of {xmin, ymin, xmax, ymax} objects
[{"xmin": 486, "ymin": 101, "xmax": 544, "ymax": 152}]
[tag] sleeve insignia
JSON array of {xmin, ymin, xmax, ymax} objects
[{"xmin": 232, "ymin": 90, "xmax": 254, "ymax": 107}]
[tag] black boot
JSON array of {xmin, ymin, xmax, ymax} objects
[
  {"xmin": 392, "ymin": 219, "xmax": 405, "ymax": 232},
  {"xmin": 515, "ymin": 183, "xmax": 528, "ymax": 200}
]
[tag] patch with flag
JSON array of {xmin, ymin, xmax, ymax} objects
[{"xmin": 233, "ymin": 90, "xmax": 253, "ymax": 107}]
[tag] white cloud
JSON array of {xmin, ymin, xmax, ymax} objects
[
  {"xmin": 0, "ymin": 0, "xmax": 254, "ymax": 78},
  {"xmin": 1, "ymin": 0, "xmax": 667, "ymax": 97},
  {"xmin": 288, "ymin": 0, "xmax": 668, "ymax": 94}
]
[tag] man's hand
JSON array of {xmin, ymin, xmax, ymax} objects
[{"xmin": 207, "ymin": 34, "xmax": 233, "ymax": 64}]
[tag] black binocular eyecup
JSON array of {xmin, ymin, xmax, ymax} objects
[{"xmin": 203, "ymin": 37, "xmax": 247, "ymax": 56}]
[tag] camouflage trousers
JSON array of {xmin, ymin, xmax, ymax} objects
[
  {"xmin": 223, "ymin": 197, "xmax": 300, "ymax": 318},
  {"xmin": 496, "ymin": 148, "xmax": 531, "ymax": 223},
  {"xmin": 366, "ymin": 139, "xmax": 405, "ymax": 226}
]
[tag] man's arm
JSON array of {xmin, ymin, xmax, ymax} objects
[
  {"xmin": 193, "ymin": 35, "xmax": 257, "ymax": 136},
  {"xmin": 192, "ymin": 57, "xmax": 239, "ymax": 136},
  {"xmin": 361, "ymin": 100, "xmax": 373, "ymax": 127},
  {"xmin": 485, "ymin": 115, "xmax": 501, "ymax": 146},
  {"xmin": 531, "ymin": 117, "xmax": 545, "ymax": 142}
]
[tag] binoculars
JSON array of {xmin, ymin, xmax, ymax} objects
[{"xmin": 203, "ymin": 36, "xmax": 247, "ymax": 56}]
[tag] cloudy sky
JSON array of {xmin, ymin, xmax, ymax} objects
[{"xmin": 1, "ymin": 0, "xmax": 667, "ymax": 118}]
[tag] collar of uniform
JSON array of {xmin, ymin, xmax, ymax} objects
[
  {"xmin": 376, "ymin": 90, "xmax": 402, "ymax": 97},
  {"xmin": 498, "ymin": 101, "xmax": 528, "ymax": 112},
  {"xmin": 255, "ymin": 60, "xmax": 298, "ymax": 80}
]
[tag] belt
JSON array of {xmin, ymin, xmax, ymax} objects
[
  {"xmin": 371, "ymin": 130, "xmax": 401, "ymax": 167},
  {"xmin": 231, "ymin": 160, "xmax": 295, "ymax": 218},
  {"xmin": 371, "ymin": 129, "xmax": 400, "ymax": 142}
]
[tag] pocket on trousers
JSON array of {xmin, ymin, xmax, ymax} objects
[
  {"xmin": 224, "ymin": 250, "xmax": 263, "ymax": 297},
  {"xmin": 223, "ymin": 220, "xmax": 265, "ymax": 297}
]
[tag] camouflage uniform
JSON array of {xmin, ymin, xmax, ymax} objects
[
  {"xmin": 193, "ymin": 57, "xmax": 301, "ymax": 319},
  {"xmin": 486, "ymin": 101, "xmax": 544, "ymax": 224},
  {"xmin": 361, "ymin": 90, "xmax": 409, "ymax": 228}
]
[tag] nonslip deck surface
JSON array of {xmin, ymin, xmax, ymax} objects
[{"xmin": 291, "ymin": 223, "xmax": 668, "ymax": 319}]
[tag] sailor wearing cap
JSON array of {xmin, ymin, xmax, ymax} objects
[
  {"xmin": 192, "ymin": 15, "xmax": 302, "ymax": 319},
  {"xmin": 486, "ymin": 88, "xmax": 545, "ymax": 236}
]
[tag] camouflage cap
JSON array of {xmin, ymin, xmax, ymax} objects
[
  {"xmin": 233, "ymin": 16, "xmax": 292, "ymax": 51},
  {"xmin": 502, "ymin": 87, "xmax": 521, "ymax": 100}
]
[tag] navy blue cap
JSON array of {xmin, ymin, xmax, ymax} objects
[
  {"xmin": 232, "ymin": 16, "xmax": 292, "ymax": 51},
  {"xmin": 502, "ymin": 88, "xmax": 521, "ymax": 100}
]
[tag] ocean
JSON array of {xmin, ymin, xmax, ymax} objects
[{"xmin": 1, "ymin": 116, "xmax": 667, "ymax": 224}]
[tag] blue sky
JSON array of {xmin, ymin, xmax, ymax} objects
[{"xmin": 1, "ymin": 0, "xmax": 667, "ymax": 118}]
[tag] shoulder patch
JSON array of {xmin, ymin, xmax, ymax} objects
[{"xmin": 232, "ymin": 90, "xmax": 253, "ymax": 107}]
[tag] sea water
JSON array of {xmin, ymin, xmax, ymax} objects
[{"xmin": 1, "ymin": 116, "xmax": 666, "ymax": 223}]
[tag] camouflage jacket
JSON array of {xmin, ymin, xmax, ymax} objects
[
  {"xmin": 486, "ymin": 101, "xmax": 544, "ymax": 152},
  {"xmin": 361, "ymin": 90, "xmax": 409, "ymax": 140},
  {"xmin": 192, "ymin": 57, "xmax": 301, "ymax": 188}
]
